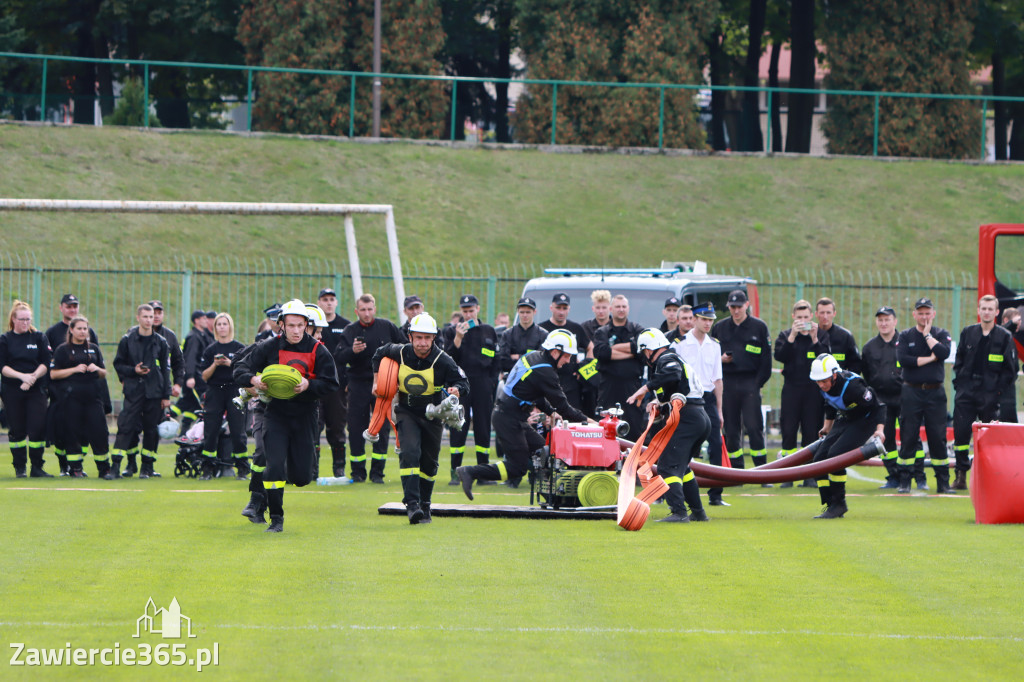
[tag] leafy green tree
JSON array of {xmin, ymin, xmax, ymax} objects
[
  {"xmin": 971, "ymin": 0, "xmax": 1024, "ymax": 159},
  {"xmin": 514, "ymin": 0, "xmax": 717, "ymax": 149},
  {"xmin": 104, "ymin": 77, "xmax": 162, "ymax": 127},
  {"xmin": 822, "ymin": 0, "xmax": 978, "ymax": 159},
  {"xmin": 238, "ymin": 0, "xmax": 446, "ymax": 139}
]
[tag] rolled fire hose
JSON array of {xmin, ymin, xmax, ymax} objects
[
  {"xmin": 617, "ymin": 399, "xmax": 683, "ymax": 532},
  {"xmin": 363, "ymin": 357, "xmax": 400, "ymax": 448}
]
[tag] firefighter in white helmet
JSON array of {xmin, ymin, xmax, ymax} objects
[
  {"xmin": 627, "ymin": 328, "xmax": 711, "ymax": 522},
  {"xmin": 808, "ymin": 353, "xmax": 886, "ymax": 519},
  {"xmin": 372, "ymin": 313, "xmax": 469, "ymax": 524},
  {"xmin": 456, "ymin": 329, "xmax": 594, "ymax": 500}
]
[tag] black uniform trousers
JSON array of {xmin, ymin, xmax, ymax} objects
[
  {"xmin": 346, "ymin": 378, "xmax": 391, "ymax": 479},
  {"xmin": 812, "ymin": 413, "xmax": 878, "ymax": 506},
  {"xmin": 898, "ymin": 384, "xmax": 949, "ymax": 486},
  {"xmin": 59, "ymin": 389, "xmax": 110, "ymax": 461},
  {"xmin": 702, "ymin": 392, "xmax": 725, "ymax": 503},
  {"xmin": 114, "ymin": 386, "xmax": 163, "ymax": 455},
  {"xmin": 879, "ymin": 400, "xmax": 901, "ymax": 483},
  {"xmin": 657, "ymin": 403, "xmax": 711, "ymax": 516},
  {"xmin": 997, "ymin": 384, "xmax": 1018, "ymax": 422},
  {"xmin": 469, "ymin": 405, "xmax": 546, "ymax": 482},
  {"xmin": 248, "ymin": 399, "xmax": 267, "ymax": 494},
  {"xmin": 201, "ymin": 385, "xmax": 248, "ymax": 457},
  {"xmin": 952, "ymin": 380, "xmax": 1000, "ymax": 473},
  {"xmin": 450, "ymin": 374, "xmax": 495, "ymax": 465},
  {"xmin": 597, "ymin": 376, "xmax": 644, "ymax": 440},
  {"xmin": 779, "ymin": 382, "xmax": 824, "ymax": 451},
  {"xmin": 722, "ymin": 373, "xmax": 766, "ymax": 466},
  {"xmin": 262, "ymin": 405, "xmax": 319, "ymax": 517},
  {"xmin": 395, "ymin": 404, "xmax": 443, "ymax": 508},
  {"xmin": 2, "ymin": 385, "xmax": 48, "ymax": 471},
  {"xmin": 319, "ymin": 386, "xmax": 348, "ymax": 471}
]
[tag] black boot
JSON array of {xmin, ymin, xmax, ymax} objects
[
  {"xmin": 242, "ymin": 492, "xmax": 267, "ymax": 524},
  {"xmin": 234, "ymin": 457, "xmax": 251, "ymax": 480},
  {"xmin": 418, "ymin": 477, "xmax": 435, "ymax": 524},
  {"xmin": 420, "ymin": 503, "xmax": 432, "ymax": 524},
  {"xmin": 331, "ymin": 447, "xmax": 346, "ymax": 478},
  {"xmin": 97, "ymin": 459, "xmax": 114, "ymax": 480},
  {"xmin": 70, "ymin": 459, "xmax": 87, "ymax": 478},
  {"xmin": 897, "ymin": 471, "xmax": 911, "ymax": 494},
  {"xmin": 266, "ymin": 515, "xmax": 284, "ymax": 533},
  {"xmin": 265, "ymin": 488, "xmax": 284, "ymax": 532},
  {"xmin": 139, "ymin": 456, "xmax": 160, "ymax": 479},
  {"xmin": 952, "ymin": 470, "xmax": 967, "ymax": 490},
  {"xmin": 199, "ymin": 457, "xmax": 216, "ymax": 481},
  {"xmin": 456, "ymin": 466, "xmax": 476, "ymax": 500},
  {"xmin": 407, "ymin": 502, "xmax": 424, "ymax": 524},
  {"xmin": 109, "ymin": 455, "xmax": 123, "ymax": 479},
  {"xmin": 815, "ymin": 481, "xmax": 847, "ymax": 518},
  {"xmin": 683, "ymin": 478, "xmax": 708, "ymax": 521},
  {"xmin": 123, "ymin": 453, "xmax": 138, "ymax": 478},
  {"xmin": 448, "ymin": 468, "xmax": 459, "ymax": 486},
  {"xmin": 56, "ymin": 453, "xmax": 69, "ymax": 476}
]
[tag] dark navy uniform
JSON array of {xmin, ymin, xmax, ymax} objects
[
  {"xmin": 497, "ymin": 322, "xmax": 546, "ymax": 375},
  {"xmin": 198, "ymin": 340, "xmax": 248, "ymax": 477},
  {"xmin": 539, "ymin": 319, "xmax": 590, "ymax": 412},
  {"xmin": 896, "ymin": 324, "xmax": 953, "ymax": 491},
  {"xmin": 643, "ymin": 349, "xmax": 710, "ymax": 521},
  {"xmin": 177, "ymin": 324, "xmax": 211, "ymax": 430},
  {"xmin": 591, "ymin": 320, "xmax": 646, "ymax": 437},
  {"xmin": 711, "ymin": 314, "xmax": 773, "ymax": 468},
  {"xmin": 951, "ymin": 323, "xmax": 1017, "ymax": 478},
  {"xmin": 774, "ymin": 326, "xmax": 830, "ymax": 457},
  {"xmin": 49, "ymin": 340, "xmax": 110, "ymax": 476},
  {"xmin": 861, "ymin": 332, "xmax": 904, "ymax": 486},
  {"xmin": 372, "ymin": 343, "xmax": 469, "ymax": 521},
  {"xmin": 460, "ymin": 349, "xmax": 587, "ymax": 489},
  {"xmin": 813, "ymin": 370, "xmax": 885, "ymax": 515},
  {"xmin": 821, "ymin": 323, "xmax": 862, "ymax": 374},
  {"xmin": 0, "ymin": 329, "xmax": 52, "ymax": 476},
  {"xmin": 112, "ymin": 328, "xmax": 171, "ymax": 477},
  {"xmin": 442, "ymin": 321, "xmax": 500, "ymax": 472},
  {"xmin": 336, "ymin": 317, "xmax": 406, "ymax": 481},
  {"xmin": 320, "ymin": 313, "xmax": 351, "ymax": 476}
]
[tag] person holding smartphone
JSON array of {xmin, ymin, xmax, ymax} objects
[
  {"xmin": 111, "ymin": 303, "xmax": 171, "ymax": 479},
  {"xmin": 773, "ymin": 299, "xmax": 830, "ymax": 487},
  {"xmin": 198, "ymin": 313, "xmax": 248, "ymax": 480}
]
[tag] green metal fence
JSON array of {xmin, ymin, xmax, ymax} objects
[
  {"xmin": 4, "ymin": 254, "xmax": 1003, "ymax": 413},
  {"xmin": 3, "ymin": 51, "xmax": 1024, "ymax": 160}
]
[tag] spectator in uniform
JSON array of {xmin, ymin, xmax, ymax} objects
[
  {"xmin": 539, "ymin": 293, "xmax": 590, "ymax": 413},
  {"xmin": 111, "ymin": 304, "xmax": 171, "ymax": 480},
  {"xmin": 456, "ymin": 329, "xmax": 591, "ymax": 496},
  {"xmin": 895, "ymin": 298, "xmax": 953, "ymax": 494},
  {"xmin": 498, "ymin": 297, "xmax": 547, "ymax": 375},
  {"xmin": 712, "ymin": 289, "xmax": 772, "ymax": 471},
  {"xmin": 372, "ymin": 313, "xmax": 469, "ymax": 523},
  {"xmin": 442, "ymin": 294, "xmax": 500, "ymax": 483},
  {"xmin": 673, "ymin": 302, "xmax": 728, "ymax": 505},
  {"xmin": 666, "ymin": 304, "xmax": 695, "ymax": 344},
  {"xmin": 592, "ymin": 295, "xmax": 646, "ymax": 436},
  {"xmin": 0, "ymin": 301, "xmax": 53, "ymax": 477},
  {"xmin": 816, "ymin": 298, "xmax": 862, "ymax": 374},
  {"xmin": 234, "ymin": 300, "xmax": 339, "ymax": 533},
  {"xmin": 336, "ymin": 293, "xmax": 406, "ymax": 483},
  {"xmin": 198, "ymin": 313, "xmax": 248, "ymax": 480},
  {"xmin": 49, "ymin": 316, "xmax": 110, "ymax": 478},
  {"xmin": 493, "ymin": 312, "xmax": 511, "ymax": 336},
  {"xmin": 808, "ymin": 354, "xmax": 886, "ymax": 518},
  {"xmin": 580, "ymin": 290, "xmax": 612, "ymax": 416},
  {"xmin": 659, "ymin": 297, "xmax": 681, "ymax": 334},
  {"xmin": 581, "ymin": 290, "xmax": 612, "ymax": 348},
  {"xmin": 627, "ymin": 328, "xmax": 711, "ymax": 522},
  {"xmin": 773, "ymin": 299, "xmax": 828, "ymax": 488},
  {"xmin": 317, "ymin": 288, "xmax": 352, "ymax": 478},
  {"xmin": 151, "ymin": 301, "xmax": 185, "ymax": 404},
  {"xmin": 998, "ymin": 307, "xmax": 1022, "ymax": 422},
  {"xmin": 399, "ymin": 296, "xmax": 441, "ymax": 350},
  {"xmin": 255, "ymin": 304, "xmax": 282, "ymax": 342},
  {"xmin": 44, "ymin": 293, "xmax": 99, "ymax": 475},
  {"xmin": 950, "ymin": 295, "xmax": 1018, "ymax": 490},
  {"xmin": 177, "ymin": 310, "xmax": 212, "ymax": 435},
  {"xmin": 861, "ymin": 306, "xmax": 904, "ymax": 488}
]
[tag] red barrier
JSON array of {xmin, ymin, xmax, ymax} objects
[{"xmin": 970, "ymin": 422, "xmax": 1024, "ymax": 524}]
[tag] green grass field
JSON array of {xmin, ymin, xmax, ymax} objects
[
  {"xmin": 2, "ymin": 123, "xmax": 1024, "ymax": 273},
  {"xmin": 2, "ymin": 448, "xmax": 1022, "ymax": 681}
]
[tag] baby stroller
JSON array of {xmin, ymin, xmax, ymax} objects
[{"xmin": 173, "ymin": 409, "xmax": 250, "ymax": 479}]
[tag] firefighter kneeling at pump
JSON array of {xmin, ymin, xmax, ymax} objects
[
  {"xmin": 808, "ymin": 353, "xmax": 886, "ymax": 519},
  {"xmin": 372, "ymin": 313, "xmax": 469, "ymax": 524},
  {"xmin": 627, "ymin": 329, "xmax": 711, "ymax": 523},
  {"xmin": 457, "ymin": 329, "xmax": 594, "ymax": 499}
]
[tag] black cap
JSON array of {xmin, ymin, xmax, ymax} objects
[
  {"xmin": 727, "ymin": 290, "xmax": 748, "ymax": 306},
  {"xmin": 459, "ymin": 294, "xmax": 479, "ymax": 307},
  {"xmin": 318, "ymin": 288, "xmax": 337, "ymax": 299},
  {"xmin": 875, "ymin": 306, "xmax": 896, "ymax": 317},
  {"xmin": 517, "ymin": 296, "xmax": 537, "ymax": 310},
  {"xmin": 61, "ymin": 294, "xmax": 79, "ymax": 305},
  {"xmin": 205, "ymin": 310, "xmax": 217, "ymax": 318},
  {"xmin": 191, "ymin": 310, "xmax": 206, "ymax": 322},
  {"xmin": 148, "ymin": 300, "xmax": 164, "ymax": 310},
  {"xmin": 664, "ymin": 296, "xmax": 681, "ymax": 308},
  {"xmin": 914, "ymin": 297, "xmax": 935, "ymax": 310},
  {"xmin": 552, "ymin": 293, "xmax": 570, "ymax": 305},
  {"xmin": 403, "ymin": 295, "xmax": 423, "ymax": 309},
  {"xmin": 693, "ymin": 302, "xmax": 717, "ymax": 319}
]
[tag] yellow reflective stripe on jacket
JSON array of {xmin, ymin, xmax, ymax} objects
[
  {"xmin": 745, "ymin": 344, "xmax": 761, "ymax": 354},
  {"xmin": 481, "ymin": 348, "xmax": 495, "ymax": 357},
  {"xmin": 807, "ymin": 351, "xmax": 817, "ymax": 359},
  {"xmin": 833, "ymin": 353, "xmax": 846, "ymax": 361},
  {"xmin": 578, "ymin": 358, "xmax": 599, "ymax": 380},
  {"xmin": 989, "ymin": 354, "xmax": 1004, "ymax": 362}
]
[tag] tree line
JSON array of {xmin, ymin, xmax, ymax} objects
[{"xmin": 2, "ymin": 0, "xmax": 1022, "ymax": 159}]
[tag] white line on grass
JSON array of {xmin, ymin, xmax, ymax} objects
[{"xmin": 2, "ymin": 621, "xmax": 1019, "ymax": 643}]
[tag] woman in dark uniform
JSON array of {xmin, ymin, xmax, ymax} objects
[
  {"xmin": 198, "ymin": 313, "xmax": 248, "ymax": 480},
  {"xmin": 49, "ymin": 316, "xmax": 111, "ymax": 478},
  {"xmin": 0, "ymin": 301, "xmax": 53, "ymax": 477}
]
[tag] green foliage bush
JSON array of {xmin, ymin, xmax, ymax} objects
[{"xmin": 104, "ymin": 78, "xmax": 162, "ymax": 128}]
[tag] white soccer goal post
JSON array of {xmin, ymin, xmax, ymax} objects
[{"xmin": 0, "ymin": 198, "xmax": 408, "ymax": 327}]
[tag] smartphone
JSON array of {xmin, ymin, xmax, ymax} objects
[
  {"xmin": 355, "ymin": 336, "xmax": 365, "ymax": 344},
  {"xmin": 724, "ymin": 351, "xmax": 733, "ymax": 357},
  {"xmin": 215, "ymin": 354, "xmax": 226, "ymax": 360},
  {"xmin": 467, "ymin": 319, "xmax": 477, "ymax": 329}
]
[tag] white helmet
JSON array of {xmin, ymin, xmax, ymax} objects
[
  {"xmin": 637, "ymin": 328, "xmax": 670, "ymax": 352},
  {"xmin": 158, "ymin": 419, "xmax": 179, "ymax": 440},
  {"xmin": 279, "ymin": 299, "xmax": 310, "ymax": 321},
  {"xmin": 809, "ymin": 353, "xmax": 841, "ymax": 381},
  {"xmin": 305, "ymin": 304, "xmax": 328, "ymax": 328},
  {"xmin": 408, "ymin": 313, "xmax": 439, "ymax": 335},
  {"xmin": 541, "ymin": 329, "xmax": 578, "ymax": 355}
]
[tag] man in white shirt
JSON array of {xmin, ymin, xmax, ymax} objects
[{"xmin": 672, "ymin": 302, "xmax": 727, "ymax": 506}]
